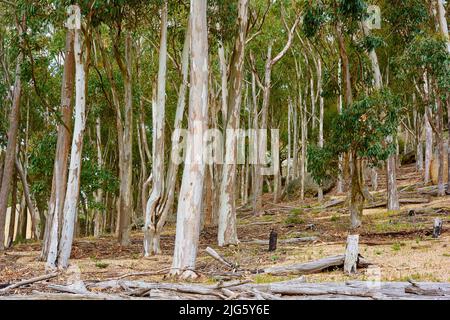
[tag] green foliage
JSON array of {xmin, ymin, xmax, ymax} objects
[
  {"xmin": 398, "ymin": 36, "xmax": 450, "ymax": 97},
  {"xmin": 308, "ymin": 90, "xmax": 400, "ymax": 184},
  {"xmin": 284, "ymin": 210, "xmax": 305, "ymax": 225},
  {"xmin": 29, "ymin": 132, "xmax": 57, "ymax": 210},
  {"xmin": 302, "ymin": 3, "xmax": 326, "ymax": 38},
  {"xmin": 361, "ymin": 35, "xmax": 384, "ymax": 52}
]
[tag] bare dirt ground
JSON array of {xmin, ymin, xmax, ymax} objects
[{"xmin": 1, "ymin": 164, "xmax": 449, "ymax": 295}]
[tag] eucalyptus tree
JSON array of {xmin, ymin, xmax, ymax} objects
[
  {"xmin": 0, "ymin": 6, "xmax": 25, "ymax": 250},
  {"xmin": 217, "ymin": 0, "xmax": 249, "ymax": 247},
  {"xmin": 171, "ymin": 0, "xmax": 208, "ymax": 279}
]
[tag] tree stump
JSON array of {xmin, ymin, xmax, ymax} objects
[
  {"xmin": 344, "ymin": 235, "xmax": 359, "ymax": 274},
  {"xmin": 432, "ymin": 218, "xmax": 442, "ymax": 238},
  {"xmin": 268, "ymin": 229, "xmax": 277, "ymax": 251}
]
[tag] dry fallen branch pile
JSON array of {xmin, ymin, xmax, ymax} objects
[{"xmin": 2, "ymin": 277, "xmax": 450, "ymax": 300}]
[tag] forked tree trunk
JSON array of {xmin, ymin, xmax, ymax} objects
[
  {"xmin": 218, "ymin": 0, "xmax": 249, "ymax": 247},
  {"xmin": 54, "ymin": 19, "xmax": 88, "ymax": 269},
  {"xmin": 42, "ymin": 30, "xmax": 75, "ymax": 260},
  {"xmin": 171, "ymin": 0, "xmax": 209, "ymax": 279},
  {"xmin": 143, "ymin": 1, "xmax": 168, "ymax": 256},
  {"xmin": 144, "ymin": 8, "xmax": 190, "ymax": 255}
]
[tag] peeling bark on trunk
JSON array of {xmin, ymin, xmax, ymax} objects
[
  {"xmin": 218, "ymin": 0, "xmax": 249, "ymax": 247},
  {"xmin": 53, "ymin": 22, "xmax": 88, "ymax": 269},
  {"xmin": 144, "ymin": 1, "xmax": 169, "ymax": 256},
  {"xmin": 171, "ymin": 0, "xmax": 209, "ymax": 279},
  {"xmin": 42, "ymin": 30, "xmax": 75, "ymax": 260},
  {"xmin": 117, "ymin": 33, "xmax": 133, "ymax": 247},
  {"xmin": 144, "ymin": 6, "xmax": 190, "ymax": 256}
]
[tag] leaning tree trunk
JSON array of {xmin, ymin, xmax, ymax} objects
[
  {"xmin": 218, "ymin": 0, "xmax": 249, "ymax": 247},
  {"xmin": 15, "ymin": 157, "xmax": 40, "ymax": 239},
  {"xmin": 171, "ymin": 0, "xmax": 209, "ymax": 279},
  {"xmin": 42, "ymin": 30, "xmax": 75, "ymax": 260},
  {"xmin": 0, "ymin": 39, "xmax": 23, "ymax": 251},
  {"xmin": 53, "ymin": 19, "xmax": 88, "ymax": 269}
]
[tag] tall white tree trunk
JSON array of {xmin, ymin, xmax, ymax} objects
[
  {"xmin": 317, "ymin": 58, "xmax": 324, "ymax": 201},
  {"xmin": 362, "ymin": 22, "xmax": 398, "ymax": 210},
  {"xmin": 54, "ymin": 18, "xmax": 87, "ymax": 269},
  {"xmin": 171, "ymin": 0, "xmax": 209, "ymax": 279},
  {"xmin": 436, "ymin": 0, "xmax": 450, "ymax": 54},
  {"xmin": 42, "ymin": 29, "xmax": 75, "ymax": 259},
  {"xmin": 117, "ymin": 33, "xmax": 133, "ymax": 247},
  {"xmin": 337, "ymin": 59, "xmax": 344, "ymax": 194},
  {"xmin": 218, "ymin": 0, "xmax": 249, "ymax": 247},
  {"xmin": 423, "ymin": 73, "xmax": 433, "ymax": 185},
  {"xmin": 0, "ymin": 18, "xmax": 23, "ymax": 250},
  {"xmin": 94, "ymin": 117, "xmax": 103, "ymax": 237},
  {"xmin": 144, "ymin": 1, "xmax": 169, "ymax": 256}
]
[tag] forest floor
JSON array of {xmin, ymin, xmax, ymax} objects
[{"xmin": 1, "ymin": 163, "xmax": 449, "ymax": 295}]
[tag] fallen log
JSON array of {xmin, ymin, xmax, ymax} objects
[
  {"xmin": 0, "ymin": 272, "xmax": 59, "ymax": 295},
  {"xmin": 262, "ymin": 255, "xmax": 370, "ymax": 276},
  {"xmin": 405, "ymin": 280, "xmax": 444, "ymax": 296},
  {"xmin": 365, "ymin": 198, "xmax": 431, "ymax": 209},
  {"xmin": 64, "ymin": 280, "xmax": 450, "ymax": 300},
  {"xmin": 321, "ymin": 198, "xmax": 345, "ymax": 209}
]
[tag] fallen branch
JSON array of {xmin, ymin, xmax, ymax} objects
[
  {"xmin": 263, "ymin": 254, "xmax": 371, "ymax": 276},
  {"xmin": 0, "ymin": 272, "xmax": 59, "ymax": 295},
  {"xmin": 205, "ymin": 247, "xmax": 236, "ymax": 269}
]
